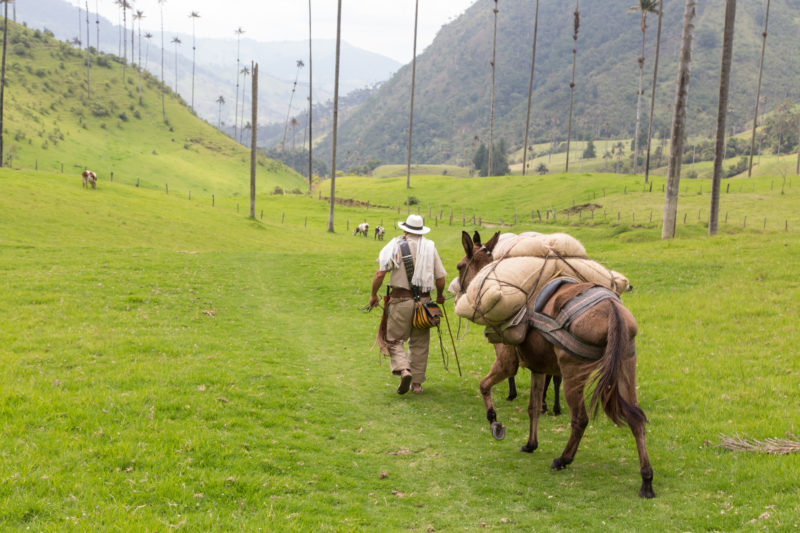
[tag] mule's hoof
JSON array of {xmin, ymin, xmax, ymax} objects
[
  {"xmin": 506, "ymin": 393, "xmax": 517, "ymax": 402},
  {"xmin": 639, "ymin": 482, "xmax": 656, "ymax": 499},
  {"xmin": 490, "ymin": 422, "xmax": 506, "ymax": 441},
  {"xmin": 520, "ymin": 442, "xmax": 537, "ymax": 453},
  {"xmin": 551, "ymin": 457, "xmax": 571, "ymax": 470},
  {"xmin": 552, "ymin": 407, "xmax": 561, "ymax": 416}
]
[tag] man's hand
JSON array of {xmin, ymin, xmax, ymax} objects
[
  {"xmin": 436, "ymin": 294, "xmax": 446, "ymax": 304},
  {"xmin": 369, "ymin": 294, "xmax": 380, "ymax": 308}
]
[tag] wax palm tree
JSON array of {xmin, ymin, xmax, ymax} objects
[
  {"xmin": 488, "ymin": 0, "xmax": 499, "ymax": 177},
  {"xmin": 85, "ymin": 0, "xmax": 91, "ymax": 99},
  {"xmin": 662, "ymin": 0, "xmax": 696, "ymax": 240},
  {"xmin": 709, "ymin": 0, "xmax": 737, "ymax": 236},
  {"xmin": 129, "ymin": 1, "xmax": 135, "ymax": 71},
  {"xmin": 307, "ymin": 0, "xmax": 313, "ymax": 192},
  {"xmin": 216, "ymin": 95, "xmax": 225, "ymax": 128},
  {"xmin": 171, "ymin": 36, "xmax": 181, "ymax": 92},
  {"xmin": 249, "ymin": 63, "xmax": 258, "ymax": 219},
  {"xmin": 144, "ymin": 32, "xmax": 153, "ymax": 70},
  {"xmin": 234, "ymin": 27, "xmax": 245, "ymax": 142},
  {"xmin": 158, "ymin": 0, "xmax": 167, "ymax": 121},
  {"xmin": 121, "ymin": 0, "xmax": 131, "ymax": 81},
  {"xmin": 747, "ymin": 0, "xmax": 770, "ymax": 177},
  {"xmin": 133, "ymin": 9, "xmax": 144, "ymax": 102},
  {"xmin": 0, "ymin": 0, "xmax": 9, "ymax": 167},
  {"xmin": 189, "ymin": 11, "xmax": 200, "ymax": 111},
  {"xmin": 522, "ymin": 0, "xmax": 540, "ymax": 176},
  {"xmin": 290, "ymin": 117, "xmax": 299, "ymax": 150},
  {"xmin": 239, "ymin": 65, "xmax": 249, "ymax": 143},
  {"xmin": 95, "ymin": 0, "xmax": 100, "ymax": 55},
  {"xmin": 282, "ymin": 59, "xmax": 305, "ymax": 150},
  {"xmin": 628, "ymin": 0, "xmax": 659, "ymax": 174},
  {"xmin": 565, "ymin": 1, "xmax": 580, "ymax": 172},
  {"xmin": 405, "ymin": 0, "xmax": 419, "ymax": 188},
  {"xmin": 327, "ymin": 0, "xmax": 342, "ymax": 233},
  {"xmin": 643, "ymin": 1, "xmax": 663, "ymax": 184}
]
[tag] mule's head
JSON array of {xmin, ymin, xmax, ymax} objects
[{"xmin": 450, "ymin": 231, "xmax": 500, "ymax": 300}]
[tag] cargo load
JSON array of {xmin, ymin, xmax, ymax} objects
[{"xmin": 455, "ymin": 232, "xmax": 628, "ymax": 327}]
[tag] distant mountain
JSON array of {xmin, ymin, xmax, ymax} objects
[
  {"xmin": 14, "ymin": 0, "xmax": 401, "ymax": 126},
  {"xmin": 316, "ymin": 0, "xmax": 800, "ymax": 169}
]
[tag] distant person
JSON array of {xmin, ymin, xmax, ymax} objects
[{"xmin": 369, "ymin": 214, "xmax": 446, "ymax": 394}]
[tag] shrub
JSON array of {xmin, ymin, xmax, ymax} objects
[
  {"xmin": 405, "ymin": 196, "xmax": 419, "ymax": 206},
  {"xmin": 272, "ymin": 186, "xmax": 284, "ymax": 195}
]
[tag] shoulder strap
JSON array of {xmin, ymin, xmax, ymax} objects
[{"xmin": 398, "ymin": 239, "xmax": 421, "ymax": 300}]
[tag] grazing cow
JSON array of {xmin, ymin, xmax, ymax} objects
[
  {"xmin": 374, "ymin": 225, "xmax": 385, "ymax": 241},
  {"xmin": 353, "ymin": 222, "xmax": 369, "ymax": 237},
  {"xmin": 82, "ymin": 170, "xmax": 97, "ymax": 189}
]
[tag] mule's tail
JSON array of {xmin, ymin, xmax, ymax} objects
[{"xmin": 587, "ymin": 300, "xmax": 647, "ymax": 428}]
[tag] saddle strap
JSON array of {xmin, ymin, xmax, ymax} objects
[
  {"xmin": 398, "ymin": 239, "xmax": 421, "ymax": 300},
  {"xmin": 528, "ymin": 285, "xmax": 630, "ymax": 361}
]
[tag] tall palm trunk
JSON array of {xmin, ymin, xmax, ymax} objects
[
  {"xmin": 234, "ymin": 28, "xmax": 244, "ymax": 142},
  {"xmin": 488, "ymin": 0, "xmax": 499, "ymax": 177},
  {"xmin": 406, "ymin": 0, "xmax": 420, "ymax": 188},
  {"xmin": 190, "ymin": 12, "xmax": 200, "ymax": 111},
  {"xmin": 327, "ymin": 0, "xmax": 342, "ymax": 233},
  {"xmin": 250, "ymin": 63, "xmax": 258, "ymax": 219},
  {"xmin": 644, "ymin": 3, "xmax": 664, "ymax": 184},
  {"xmin": 747, "ymin": 0, "xmax": 770, "ymax": 177},
  {"xmin": 239, "ymin": 67, "xmax": 248, "ymax": 143},
  {"xmin": 308, "ymin": 0, "xmax": 313, "ymax": 193},
  {"xmin": 565, "ymin": 1, "xmax": 580, "ymax": 172},
  {"xmin": 632, "ymin": 13, "xmax": 647, "ymax": 174},
  {"xmin": 95, "ymin": 0, "xmax": 100, "ymax": 56},
  {"xmin": 662, "ymin": 0, "xmax": 696, "ymax": 240},
  {"xmin": 159, "ymin": 0, "xmax": 166, "ymax": 121},
  {"xmin": 85, "ymin": 0, "xmax": 91, "ymax": 99},
  {"xmin": 122, "ymin": 2, "xmax": 127, "ymax": 83},
  {"xmin": 282, "ymin": 61, "xmax": 304, "ymax": 150},
  {"xmin": 522, "ymin": 0, "xmax": 540, "ymax": 176},
  {"xmin": 709, "ymin": 0, "xmax": 737, "ymax": 236},
  {"xmin": 0, "ymin": 0, "xmax": 8, "ymax": 167}
]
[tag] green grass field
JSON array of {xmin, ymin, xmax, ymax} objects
[{"xmin": 3, "ymin": 166, "xmax": 799, "ymax": 531}]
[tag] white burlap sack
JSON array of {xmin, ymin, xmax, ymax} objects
[
  {"xmin": 493, "ymin": 232, "xmax": 585, "ymax": 259},
  {"xmin": 455, "ymin": 233, "xmax": 629, "ymax": 326}
]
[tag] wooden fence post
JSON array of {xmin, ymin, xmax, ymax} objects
[{"xmin": 165, "ymin": 183, "xmax": 169, "ymax": 194}]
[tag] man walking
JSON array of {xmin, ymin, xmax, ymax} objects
[{"xmin": 369, "ymin": 214, "xmax": 446, "ymax": 394}]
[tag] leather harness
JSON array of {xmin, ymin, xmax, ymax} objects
[{"xmin": 527, "ymin": 278, "xmax": 635, "ymax": 361}]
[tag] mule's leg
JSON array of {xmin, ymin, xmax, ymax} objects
[
  {"xmin": 521, "ymin": 372, "xmax": 546, "ymax": 452},
  {"xmin": 480, "ymin": 345, "xmax": 518, "ymax": 440},
  {"xmin": 541, "ymin": 374, "xmax": 551, "ymax": 413},
  {"xmin": 551, "ymin": 375, "xmax": 588, "ymax": 470},
  {"xmin": 551, "ymin": 375, "xmax": 562, "ymax": 416},
  {"xmin": 506, "ymin": 376, "xmax": 517, "ymax": 401},
  {"xmin": 618, "ymin": 360, "xmax": 655, "ymax": 498}
]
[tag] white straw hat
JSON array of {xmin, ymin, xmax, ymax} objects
[{"xmin": 397, "ymin": 213, "xmax": 431, "ymax": 235}]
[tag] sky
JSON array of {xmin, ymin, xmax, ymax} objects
[{"xmin": 79, "ymin": 0, "xmax": 477, "ymax": 64}]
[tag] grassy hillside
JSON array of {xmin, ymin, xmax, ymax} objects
[
  {"xmin": 321, "ymin": 170, "xmax": 800, "ymax": 235},
  {"xmin": 1, "ymin": 23, "xmax": 303, "ymax": 196},
  {"xmin": 3, "ymin": 166, "xmax": 799, "ymax": 530}
]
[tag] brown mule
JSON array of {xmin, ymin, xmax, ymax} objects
[{"xmin": 454, "ymin": 231, "xmax": 654, "ymax": 499}]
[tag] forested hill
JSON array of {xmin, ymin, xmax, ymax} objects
[{"xmin": 317, "ymin": 0, "xmax": 800, "ymax": 168}]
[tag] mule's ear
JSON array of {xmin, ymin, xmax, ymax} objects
[
  {"xmin": 461, "ymin": 231, "xmax": 474, "ymax": 258},
  {"xmin": 484, "ymin": 231, "xmax": 501, "ymax": 252},
  {"xmin": 472, "ymin": 231, "xmax": 482, "ymax": 246}
]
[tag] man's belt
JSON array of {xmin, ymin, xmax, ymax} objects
[{"xmin": 390, "ymin": 287, "xmax": 430, "ymax": 299}]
